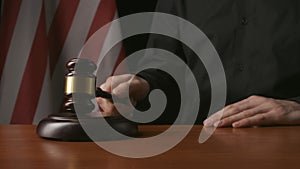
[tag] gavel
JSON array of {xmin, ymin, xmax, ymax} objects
[{"xmin": 37, "ymin": 58, "xmax": 138, "ymax": 141}]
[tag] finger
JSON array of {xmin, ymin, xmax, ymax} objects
[
  {"xmin": 204, "ymin": 96, "xmax": 265, "ymax": 126},
  {"xmin": 232, "ymin": 111, "xmax": 274, "ymax": 128},
  {"xmin": 96, "ymin": 97, "xmax": 118, "ymax": 116},
  {"xmin": 204, "ymin": 99, "xmax": 252, "ymax": 126},
  {"xmin": 203, "ymin": 109, "xmax": 224, "ymax": 126},
  {"xmin": 100, "ymin": 110, "xmax": 119, "ymax": 117},
  {"xmin": 96, "ymin": 97, "xmax": 134, "ymax": 118},
  {"xmin": 215, "ymin": 104, "xmax": 267, "ymax": 127},
  {"xmin": 100, "ymin": 83, "xmax": 109, "ymax": 92},
  {"xmin": 102, "ymin": 75, "xmax": 133, "ymax": 91},
  {"xmin": 222, "ymin": 96, "xmax": 267, "ymax": 118},
  {"xmin": 112, "ymin": 82, "xmax": 130, "ymax": 98}
]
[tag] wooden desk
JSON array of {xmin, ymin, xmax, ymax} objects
[{"xmin": 0, "ymin": 125, "xmax": 299, "ymax": 169}]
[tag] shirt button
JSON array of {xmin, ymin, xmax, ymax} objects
[
  {"xmin": 241, "ymin": 17, "xmax": 248, "ymax": 25},
  {"xmin": 238, "ymin": 64, "xmax": 244, "ymax": 72}
]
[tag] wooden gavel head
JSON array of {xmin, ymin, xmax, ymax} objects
[{"xmin": 63, "ymin": 58, "xmax": 97, "ymax": 115}]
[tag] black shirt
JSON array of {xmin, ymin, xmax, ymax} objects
[{"xmin": 137, "ymin": 0, "xmax": 300, "ymax": 124}]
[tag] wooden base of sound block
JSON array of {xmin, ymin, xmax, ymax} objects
[{"xmin": 36, "ymin": 113, "xmax": 138, "ymax": 142}]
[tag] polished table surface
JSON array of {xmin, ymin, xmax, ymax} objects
[{"xmin": 0, "ymin": 125, "xmax": 300, "ymax": 169}]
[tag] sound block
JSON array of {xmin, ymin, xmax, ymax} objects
[{"xmin": 36, "ymin": 113, "xmax": 138, "ymax": 141}]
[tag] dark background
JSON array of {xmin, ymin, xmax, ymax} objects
[{"xmin": 116, "ymin": 0, "xmax": 158, "ymax": 56}]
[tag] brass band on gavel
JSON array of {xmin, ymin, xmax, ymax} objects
[{"xmin": 65, "ymin": 76, "xmax": 96, "ymax": 95}]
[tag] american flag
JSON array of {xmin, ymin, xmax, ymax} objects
[{"xmin": 0, "ymin": 0, "xmax": 125, "ymax": 124}]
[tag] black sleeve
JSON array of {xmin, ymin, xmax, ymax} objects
[
  {"xmin": 0, "ymin": 0, "xmax": 2, "ymax": 25},
  {"xmin": 137, "ymin": 0, "xmax": 186, "ymax": 90},
  {"xmin": 288, "ymin": 97, "xmax": 300, "ymax": 104},
  {"xmin": 135, "ymin": 0, "xmax": 186, "ymax": 124}
]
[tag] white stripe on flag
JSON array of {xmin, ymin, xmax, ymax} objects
[
  {"xmin": 44, "ymin": 0, "xmax": 60, "ymax": 33},
  {"xmin": 47, "ymin": 0, "xmax": 102, "ymax": 118},
  {"xmin": 0, "ymin": 0, "xmax": 43, "ymax": 123}
]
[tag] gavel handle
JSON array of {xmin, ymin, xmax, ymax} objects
[
  {"xmin": 96, "ymin": 87, "xmax": 112, "ymax": 99},
  {"xmin": 95, "ymin": 87, "xmax": 130, "ymax": 105}
]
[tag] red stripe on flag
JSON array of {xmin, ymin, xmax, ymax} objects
[
  {"xmin": 81, "ymin": 0, "xmax": 116, "ymax": 63},
  {"xmin": 86, "ymin": 0, "xmax": 116, "ymax": 40},
  {"xmin": 47, "ymin": 0, "xmax": 80, "ymax": 76},
  {"xmin": 11, "ymin": 3, "xmax": 48, "ymax": 124},
  {"xmin": 0, "ymin": 0, "xmax": 22, "ymax": 81}
]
